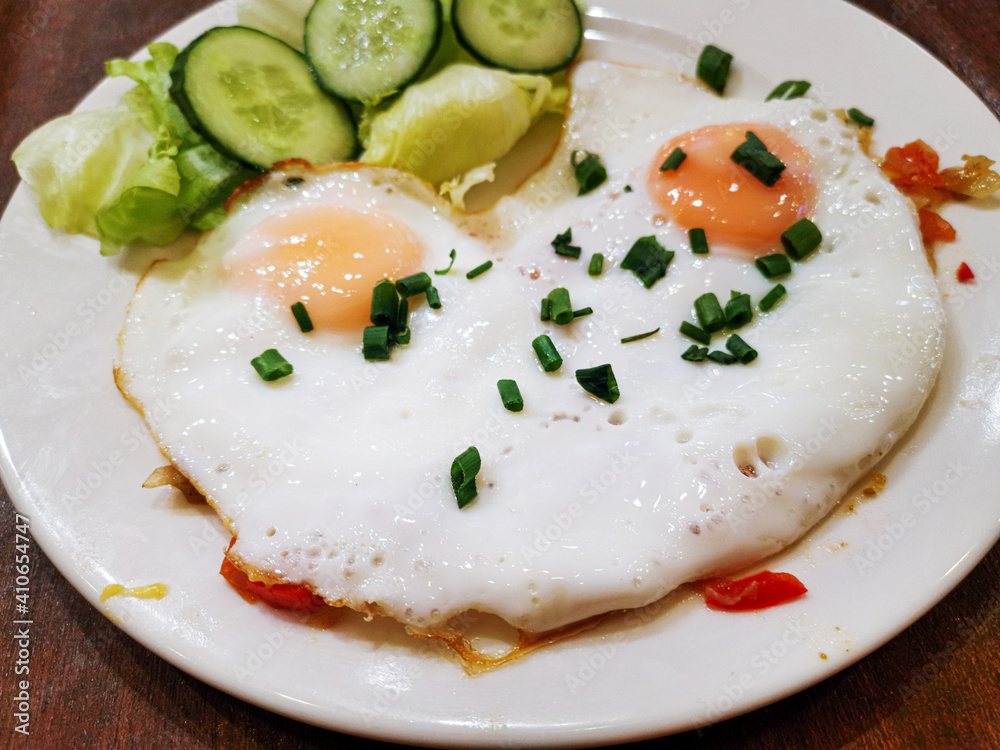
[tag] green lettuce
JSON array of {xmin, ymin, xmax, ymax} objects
[
  {"xmin": 361, "ymin": 64, "xmax": 567, "ymax": 188},
  {"xmin": 12, "ymin": 43, "xmax": 251, "ymax": 255}
]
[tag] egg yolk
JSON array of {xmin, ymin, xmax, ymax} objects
[
  {"xmin": 647, "ymin": 123, "xmax": 816, "ymax": 254},
  {"xmin": 226, "ymin": 206, "xmax": 426, "ymax": 331}
]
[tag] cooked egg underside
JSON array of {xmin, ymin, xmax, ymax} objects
[{"xmin": 117, "ymin": 64, "xmax": 943, "ymax": 634}]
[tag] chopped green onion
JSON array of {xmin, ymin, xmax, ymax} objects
[
  {"xmin": 497, "ymin": 379, "xmax": 524, "ymax": 412},
  {"xmin": 724, "ymin": 292, "xmax": 753, "ymax": 329},
  {"xmin": 847, "ymin": 107, "xmax": 874, "ymax": 127},
  {"xmin": 694, "ymin": 292, "xmax": 726, "ymax": 333},
  {"xmin": 434, "ymin": 249, "xmax": 457, "ymax": 275},
  {"xmin": 730, "ymin": 131, "xmax": 786, "ymax": 187},
  {"xmin": 621, "ymin": 328, "xmax": 660, "ymax": 344},
  {"xmin": 426, "ymin": 285, "xmax": 442, "ymax": 309},
  {"xmin": 621, "ymin": 235, "xmax": 674, "ymax": 289},
  {"xmin": 707, "ymin": 350, "xmax": 738, "ymax": 365},
  {"xmin": 466, "ymin": 260, "xmax": 493, "ymax": 279},
  {"xmin": 540, "ymin": 296, "xmax": 552, "ymax": 321},
  {"xmin": 623, "ymin": 185, "xmax": 633, "ymax": 193},
  {"xmin": 290, "ymin": 302, "xmax": 314, "ymax": 333},
  {"xmin": 391, "ymin": 327, "xmax": 411, "ymax": 345},
  {"xmin": 551, "ymin": 228, "xmax": 582, "ymax": 259},
  {"xmin": 766, "ymin": 80, "xmax": 811, "ymax": 101},
  {"xmin": 679, "ymin": 320, "xmax": 711, "ymax": 345},
  {"xmin": 548, "ymin": 287, "xmax": 574, "ymax": 325},
  {"xmin": 395, "ymin": 272, "xmax": 432, "ymax": 298},
  {"xmin": 571, "ymin": 150, "xmax": 607, "ymax": 196},
  {"xmin": 681, "ymin": 345, "xmax": 709, "ymax": 362},
  {"xmin": 588, "ymin": 253, "xmax": 604, "ymax": 277},
  {"xmin": 394, "ymin": 297, "xmax": 410, "ymax": 334},
  {"xmin": 659, "ymin": 147, "xmax": 687, "ymax": 172},
  {"xmin": 451, "ymin": 446, "xmax": 481, "ymax": 509},
  {"xmin": 726, "ymin": 334, "xmax": 758, "ymax": 364},
  {"xmin": 575, "ymin": 363, "xmax": 620, "ymax": 404},
  {"xmin": 755, "ymin": 254, "xmax": 792, "ymax": 279},
  {"xmin": 572, "ymin": 307, "xmax": 593, "ymax": 319},
  {"xmin": 781, "ymin": 218, "xmax": 822, "ymax": 260},
  {"xmin": 532, "ymin": 335, "xmax": 562, "ymax": 372},
  {"xmin": 370, "ymin": 278, "xmax": 399, "ymax": 327},
  {"xmin": 697, "ymin": 44, "xmax": 733, "ymax": 95},
  {"xmin": 689, "ymin": 228, "xmax": 709, "ymax": 255},
  {"xmin": 362, "ymin": 326, "xmax": 392, "ymax": 361},
  {"xmin": 251, "ymin": 348, "xmax": 293, "ymax": 381},
  {"xmin": 759, "ymin": 284, "xmax": 787, "ymax": 312},
  {"xmin": 539, "ymin": 297, "xmax": 552, "ymax": 321}
]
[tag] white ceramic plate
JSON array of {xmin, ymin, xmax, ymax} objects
[{"xmin": 2, "ymin": 0, "xmax": 999, "ymax": 746}]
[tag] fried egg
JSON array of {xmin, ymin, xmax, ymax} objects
[{"xmin": 117, "ymin": 62, "xmax": 943, "ymax": 639}]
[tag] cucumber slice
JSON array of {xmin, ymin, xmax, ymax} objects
[
  {"xmin": 305, "ymin": 0, "xmax": 442, "ymax": 104},
  {"xmin": 170, "ymin": 26, "xmax": 358, "ymax": 170},
  {"xmin": 451, "ymin": 0, "xmax": 582, "ymax": 74}
]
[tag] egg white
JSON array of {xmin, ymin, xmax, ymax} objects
[{"xmin": 117, "ymin": 64, "xmax": 943, "ymax": 635}]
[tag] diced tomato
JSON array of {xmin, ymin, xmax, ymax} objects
[
  {"xmin": 918, "ymin": 208, "xmax": 957, "ymax": 246},
  {"xmin": 881, "ymin": 139, "xmax": 946, "ymax": 191},
  {"xmin": 220, "ymin": 539, "xmax": 326, "ymax": 613},
  {"xmin": 700, "ymin": 571, "xmax": 807, "ymax": 612},
  {"xmin": 957, "ymin": 262, "xmax": 975, "ymax": 282}
]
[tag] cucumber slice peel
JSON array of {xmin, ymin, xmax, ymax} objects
[{"xmin": 170, "ymin": 26, "xmax": 358, "ymax": 171}]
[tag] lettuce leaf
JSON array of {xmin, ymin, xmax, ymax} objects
[{"xmin": 361, "ymin": 64, "xmax": 566, "ymax": 187}]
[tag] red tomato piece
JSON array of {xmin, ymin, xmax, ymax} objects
[
  {"xmin": 881, "ymin": 139, "xmax": 946, "ymax": 191},
  {"xmin": 700, "ymin": 571, "xmax": 807, "ymax": 612},
  {"xmin": 918, "ymin": 208, "xmax": 957, "ymax": 246},
  {"xmin": 220, "ymin": 540, "xmax": 326, "ymax": 613},
  {"xmin": 957, "ymin": 262, "xmax": 975, "ymax": 282}
]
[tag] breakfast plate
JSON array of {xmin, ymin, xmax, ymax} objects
[{"xmin": 1, "ymin": 0, "xmax": 999, "ymax": 747}]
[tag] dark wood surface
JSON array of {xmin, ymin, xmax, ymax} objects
[{"xmin": 2, "ymin": 1, "xmax": 999, "ymax": 747}]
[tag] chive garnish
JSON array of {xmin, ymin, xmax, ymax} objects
[
  {"xmin": 251, "ymin": 349, "xmax": 293, "ymax": 382},
  {"xmin": 679, "ymin": 320, "xmax": 711, "ymax": 345},
  {"xmin": 725, "ymin": 292, "xmax": 753, "ymax": 329},
  {"xmin": 766, "ymin": 80, "xmax": 811, "ymax": 101},
  {"xmin": 395, "ymin": 272, "xmax": 432, "ymax": 298},
  {"xmin": 621, "ymin": 235, "xmax": 674, "ymax": 289},
  {"xmin": 588, "ymin": 253, "xmax": 604, "ymax": 277},
  {"xmin": 755, "ymin": 254, "xmax": 792, "ymax": 279},
  {"xmin": 697, "ymin": 44, "xmax": 733, "ymax": 95},
  {"xmin": 532, "ymin": 335, "xmax": 562, "ymax": 372},
  {"xmin": 726, "ymin": 334, "xmax": 758, "ymax": 364},
  {"xmin": 434, "ymin": 249, "xmax": 457, "ymax": 275},
  {"xmin": 466, "ymin": 260, "xmax": 493, "ymax": 279},
  {"xmin": 426, "ymin": 285, "xmax": 442, "ymax": 309},
  {"xmin": 847, "ymin": 107, "xmax": 874, "ymax": 127},
  {"xmin": 392, "ymin": 327, "xmax": 411, "ymax": 345},
  {"xmin": 659, "ymin": 147, "xmax": 687, "ymax": 172},
  {"xmin": 548, "ymin": 287, "xmax": 574, "ymax": 325},
  {"xmin": 394, "ymin": 297, "xmax": 410, "ymax": 337},
  {"xmin": 370, "ymin": 279, "xmax": 399, "ymax": 327},
  {"xmin": 571, "ymin": 150, "xmax": 607, "ymax": 196},
  {"xmin": 730, "ymin": 131, "xmax": 786, "ymax": 187},
  {"xmin": 451, "ymin": 446, "xmax": 481, "ymax": 509},
  {"xmin": 759, "ymin": 284, "xmax": 787, "ymax": 312},
  {"xmin": 623, "ymin": 185, "xmax": 633, "ymax": 193},
  {"xmin": 707, "ymin": 350, "xmax": 738, "ymax": 365},
  {"xmin": 781, "ymin": 218, "xmax": 822, "ymax": 260},
  {"xmin": 681, "ymin": 345, "xmax": 709, "ymax": 362},
  {"xmin": 552, "ymin": 228, "xmax": 582, "ymax": 259},
  {"xmin": 362, "ymin": 326, "xmax": 392, "ymax": 361},
  {"xmin": 497, "ymin": 379, "xmax": 524, "ymax": 412},
  {"xmin": 575, "ymin": 364, "xmax": 620, "ymax": 404},
  {"xmin": 694, "ymin": 293, "xmax": 726, "ymax": 333},
  {"xmin": 290, "ymin": 301, "xmax": 314, "ymax": 333},
  {"xmin": 689, "ymin": 228, "xmax": 709, "ymax": 255},
  {"xmin": 540, "ymin": 296, "xmax": 552, "ymax": 321},
  {"xmin": 621, "ymin": 328, "xmax": 660, "ymax": 344},
  {"xmin": 572, "ymin": 307, "xmax": 593, "ymax": 319}
]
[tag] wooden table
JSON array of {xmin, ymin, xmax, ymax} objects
[{"xmin": 1, "ymin": 1, "xmax": 999, "ymax": 747}]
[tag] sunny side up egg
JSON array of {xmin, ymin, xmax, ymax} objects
[{"xmin": 116, "ymin": 61, "xmax": 943, "ymax": 638}]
